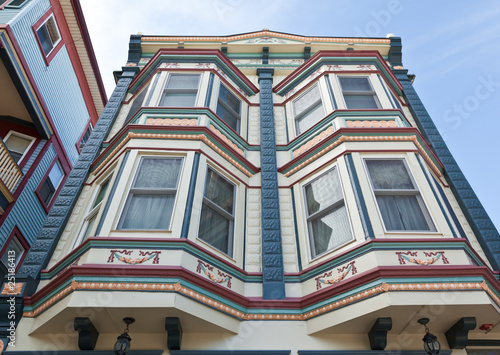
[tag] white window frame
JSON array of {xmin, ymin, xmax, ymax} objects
[
  {"xmin": 35, "ymin": 14, "xmax": 61, "ymax": 57},
  {"xmin": 117, "ymin": 156, "xmax": 184, "ymax": 231},
  {"xmin": 216, "ymin": 83, "xmax": 242, "ymax": 133},
  {"xmin": 363, "ymin": 157, "xmax": 436, "ymax": 233},
  {"xmin": 338, "ymin": 76, "xmax": 381, "ymax": 110},
  {"xmin": 197, "ymin": 166, "xmax": 236, "ymax": 258},
  {"xmin": 159, "ymin": 73, "xmax": 201, "ymax": 107},
  {"xmin": 72, "ymin": 177, "xmax": 111, "ymax": 249},
  {"xmin": 3, "ymin": 131, "xmax": 36, "ymax": 165},
  {"xmin": 302, "ymin": 165, "xmax": 354, "ymax": 259},
  {"xmin": 293, "ymin": 84, "xmax": 325, "ymax": 135}
]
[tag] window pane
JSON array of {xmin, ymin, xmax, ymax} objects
[
  {"xmin": 297, "ymin": 103, "xmax": 325, "ymax": 134},
  {"xmin": 340, "ymin": 77, "xmax": 372, "ymax": 91},
  {"xmin": 120, "ymin": 194, "xmax": 175, "ymax": 230},
  {"xmin": 205, "ymin": 169, "xmax": 234, "ymax": 213},
  {"xmin": 48, "ymin": 162, "xmax": 64, "ymax": 188},
  {"xmin": 199, "ymin": 204, "xmax": 230, "ymax": 254},
  {"xmin": 93, "ymin": 179, "xmax": 110, "ymax": 208},
  {"xmin": 160, "ymin": 93, "xmax": 197, "ymax": 107},
  {"xmin": 377, "ymin": 195, "xmax": 430, "ymax": 231},
  {"xmin": 216, "ymin": 105, "xmax": 239, "ymax": 131},
  {"xmin": 311, "ymin": 205, "xmax": 352, "ymax": 256},
  {"xmin": 1, "ymin": 238, "xmax": 24, "ymax": 268},
  {"xmin": 305, "ymin": 168, "xmax": 343, "ymax": 216},
  {"xmin": 82, "ymin": 214, "xmax": 97, "ymax": 241},
  {"xmin": 134, "ymin": 158, "xmax": 182, "ymax": 189},
  {"xmin": 37, "ymin": 25, "xmax": 53, "ymax": 55},
  {"xmin": 344, "ymin": 95, "xmax": 378, "ymax": 109},
  {"xmin": 167, "ymin": 74, "xmax": 200, "ymax": 89},
  {"xmin": 39, "ymin": 179, "xmax": 56, "ymax": 205},
  {"xmin": 5, "ymin": 134, "xmax": 32, "ymax": 161},
  {"xmin": 366, "ymin": 160, "xmax": 414, "ymax": 190},
  {"xmin": 219, "ymin": 85, "xmax": 241, "ymax": 113},
  {"xmin": 294, "ymin": 85, "xmax": 320, "ymax": 117}
]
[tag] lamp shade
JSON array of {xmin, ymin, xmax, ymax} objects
[
  {"xmin": 423, "ymin": 331, "xmax": 440, "ymax": 354},
  {"xmin": 114, "ymin": 332, "xmax": 131, "ymax": 354}
]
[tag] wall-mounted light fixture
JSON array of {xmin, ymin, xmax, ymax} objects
[
  {"xmin": 114, "ymin": 317, "xmax": 135, "ymax": 355},
  {"xmin": 418, "ymin": 318, "xmax": 441, "ymax": 354}
]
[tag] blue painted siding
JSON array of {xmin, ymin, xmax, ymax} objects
[
  {"xmin": 0, "ymin": 144, "xmax": 55, "ymax": 246},
  {"xmin": 9, "ymin": 0, "xmax": 90, "ymax": 165},
  {"xmin": 0, "ymin": 7, "xmax": 22, "ymax": 24}
]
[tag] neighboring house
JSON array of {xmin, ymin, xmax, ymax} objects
[
  {"xmin": 0, "ymin": 0, "xmax": 105, "ymax": 282},
  {"xmin": 4, "ymin": 30, "xmax": 500, "ymax": 354}
]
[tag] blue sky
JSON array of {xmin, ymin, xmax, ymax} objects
[{"xmin": 81, "ymin": 0, "xmax": 500, "ymax": 231}]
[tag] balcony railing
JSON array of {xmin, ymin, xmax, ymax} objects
[{"xmin": 0, "ymin": 137, "xmax": 23, "ymax": 197}]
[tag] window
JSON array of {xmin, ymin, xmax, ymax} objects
[
  {"xmin": 3, "ymin": 131, "xmax": 35, "ymax": 164},
  {"xmin": 1, "ymin": 237, "xmax": 25, "ymax": 271},
  {"xmin": 36, "ymin": 14, "xmax": 61, "ymax": 56},
  {"xmin": 304, "ymin": 166, "xmax": 353, "ymax": 258},
  {"xmin": 78, "ymin": 124, "xmax": 93, "ymax": 150},
  {"xmin": 365, "ymin": 159, "xmax": 435, "ymax": 231},
  {"xmin": 75, "ymin": 179, "xmax": 110, "ymax": 246},
  {"xmin": 216, "ymin": 84, "xmax": 241, "ymax": 132},
  {"xmin": 198, "ymin": 168, "xmax": 235, "ymax": 257},
  {"xmin": 118, "ymin": 157, "xmax": 182, "ymax": 230},
  {"xmin": 38, "ymin": 160, "xmax": 64, "ymax": 207},
  {"xmin": 159, "ymin": 74, "xmax": 200, "ymax": 107},
  {"xmin": 339, "ymin": 77, "xmax": 380, "ymax": 109},
  {"xmin": 293, "ymin": 85, "xmax": 325, "ymax": 134}
]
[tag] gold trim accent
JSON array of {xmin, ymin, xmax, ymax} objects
[{"xmin": 23, "ymin": 281, "xmax": 487, "ymax": 320}]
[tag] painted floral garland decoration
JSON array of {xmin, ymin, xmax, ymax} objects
[
  {"xmin": 196, "ymin": 260, "xmax": 232, "ymax": 288},
  {"xmin": 316, "ymin": 261, "xmax": 357, "ymax": 290}
]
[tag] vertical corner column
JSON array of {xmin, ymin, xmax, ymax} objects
[{"xmin": 257, "ymin": 69, "xmax": 285, "ymax": 300}]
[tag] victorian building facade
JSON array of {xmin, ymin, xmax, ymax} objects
[{"xmin": 3, "ymin": 30, "xmax": 500, "ymax": 354}]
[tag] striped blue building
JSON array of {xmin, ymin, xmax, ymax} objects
[{"xmin": 0, "ymin": 0, "xmax": 105, "ymax": 287}]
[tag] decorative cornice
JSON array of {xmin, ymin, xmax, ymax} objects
[
  {"xmin": 279, "ymin": 127, "xmax": 444, "ymax": 178},
  {"xmin": 22, "ymin": 275, "xmax": 498, "ymax": 321},
  {"xmin": 128, "ymin": 49, "xmax": 259, "ymax": 96},
  {"xmin": 91, "ymin": 126, "xmax": 258, "ymax": 177},
  {"xmin": 273, "ymin": 51, "xmax": 403, "ymax": 96},
  {"xmin": 141, "ymin": 31, "xmax": 391, "ymax": 45}
]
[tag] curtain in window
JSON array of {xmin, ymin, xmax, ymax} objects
[
  {"xmin": 199, "ymin": 204, "xmax": 230, "ymax": 254},
  {"xmin": 297, "ymin": 104, "xmax": 324, "ymax": 134},
  {"xmin": 366, "ymin": 160, "xmax": 414, "ymax": 189},
  {"xmin": 205, "ymin": 170, "xmax": 234, "ymax": 213},
  {"xmin": 121, "ymin": 194, "xmax": 175, "ymax": 230},
  {"xmin": 167, "ymin": 74, "xmax": 199, "ymax": 89},
  {"xmin": 344, "ymin": 95, "xmax": 378, "ymax": 109},
  {"xmin": 305, "ymin": 168, "xmax": 343, "ymax": 215},
  {"xmin": 377, "ymin": 195, "xmax": 429, "ymax": 231},
  {"xmin": 294, "ymin": 85, "xmax": 320, "ymax": 116},
  {"xmin": 311, "ymin": 205, "xmax": 351, "ymax": 256},
  {"xmin": 339, "ymin": 77, "xmax": 372, "ymax": 91},
  {"xmin": 134, "ymin": 158, "xmax": 181, "ymax": 189},
  {"xmin": 119, "ymin": 158, "xmax": 182, "ymax": 230}
]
